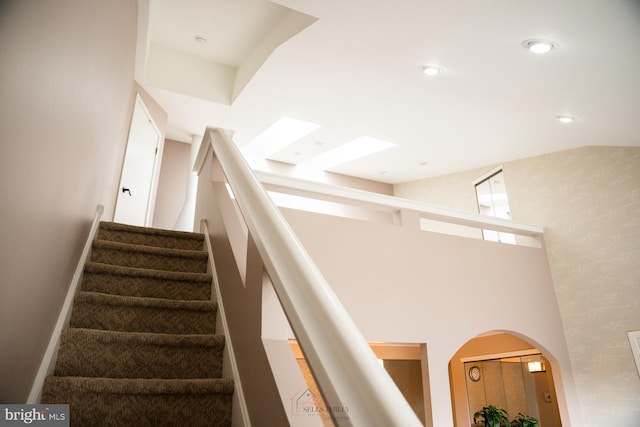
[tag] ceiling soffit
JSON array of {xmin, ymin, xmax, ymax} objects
[{"xmin": 145, "ymin": 0, "xmax": 317, "ymax": 105}]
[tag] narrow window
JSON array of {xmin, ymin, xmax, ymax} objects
[{"xmin": 474, "ymin": 170, "xmax": 515, "ymax": 244}]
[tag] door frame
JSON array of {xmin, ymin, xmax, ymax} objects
[{"xmin": 113, "ymin": 93, "xmax": 164, "ymax": 226}]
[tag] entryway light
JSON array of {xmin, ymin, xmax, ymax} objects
[
  {"xmin": 527, "ymin": 356, "xmax": 546, "ymax": 373},
  {"xmin": 522, "ymin": 39, "xmax": 557, "ymax": 54},
  {"xmin": 421, "ymin": 65, "xmax": 442, "ymax": 76},
  {"xmin": 557, "ymin": 115, "xmax": 576, "ymax": 124}
]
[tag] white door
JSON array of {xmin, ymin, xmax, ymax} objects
[{"xmin": 113, "ymin": 96, "xmax": 160, "ymax": 226}]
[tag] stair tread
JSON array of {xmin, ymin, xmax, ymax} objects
[
  {"xmin": 91, "ymin": 240, "xmax": 208, "ymax": 273},
  {"xmin": 56, "ymin": 329, "xmax": 224, "ymax": 379},
  {"xmin": 75, "ymin": 291, "xmax": 217, "ymax": 311},
  {"xmin": 44, "ymin": 376, "xmax": 234, "ymax": 395},
  {"xmin": 44, "ymin": 222, "xmax": 232, "ymax": 424},
  {"xmin": 99, "ymin": 221, "xmax": 205, "ymax": 242},
  {"xmin": 84, "ymin": 262, "xmax": 212, "ymax": 282},
  {"xmin": 93, "ymin": 239, "xmax": 208, "ymax": 258},
  {"xmin": 62, "ymin": 328, "xmax": 224, "ymax": 347}
]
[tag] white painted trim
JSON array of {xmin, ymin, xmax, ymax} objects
[
  {"xmin": 255, "ymin": 170, "xmax": 544, "ymax": 237},
  {"xmin": 200, "ymin": 219, "xmax": 251, "ymax": 427},
  {"xmin": 194, "ymin": 130, "xmax": 212, "ymax": 175},
  {"xmin": 205, "ymin": 128, "xmax": 423, "ymax": 426},
  {"xmin": 628, "ymin": 331, "xmax": 640, "ymax": 378},
  {"xmin": 459, "ymin": 349, "xmax": 543, "ymax": 363},
  {"xmin": 142, "ymin": 95, "xmax": 164, "ymax": 228},
  {"xmin": 113, "ymin": 94, "xmax": 163, "ymax": 227},
  {"xmin": 27, "ymin": 205, "xmax": 104, "ymax": 404},
  {"xmin": 134, "ymin": 0, "xmax": 151, "ymax": 83}
]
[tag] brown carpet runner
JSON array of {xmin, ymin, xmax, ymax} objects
[{"xmin": 41, "ymin": 221, "xmax": 233, "ymax": 426}]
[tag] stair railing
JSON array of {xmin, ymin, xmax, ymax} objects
[
  {"xmin": 196, "ymin": 128, "xmax": 423, "ymax": 426},
  {"xmin": 254, "ymin": 169, "xmax": 544, "ymax": 241}
]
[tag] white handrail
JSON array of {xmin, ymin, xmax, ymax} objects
[
  {"xmin": 255, "ymin": 170, "xmax": 544, "ymax": 236},
  {"xmin": 204, "ymin": 128, "xmax": 423, "ymax": 427},
  {"xmin": 27, "ymin": 204, "xmax": 104, "ymax": 403}
]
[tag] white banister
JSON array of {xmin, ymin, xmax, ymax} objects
[
  {"xmin": 195, "ymin": 134, "xmax": 544, "ymax": 240},
  {"xmin": 204, "ymin": 128, "xmax": 423, "ymax": 427},
  {"xmin": 255, "ymin": 170, "xmax": 544, "ymax": 237}
]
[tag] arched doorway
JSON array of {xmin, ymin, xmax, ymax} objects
[{"xmin": 449, "ymin": 332, "xmax": 562, "ymax": 427}]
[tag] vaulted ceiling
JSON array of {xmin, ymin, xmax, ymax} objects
[{"xmin": 140, "ymin": 0, "xmax": 640, "ymax": 184}]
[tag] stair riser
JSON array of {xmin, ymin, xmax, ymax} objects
[
  {"xmin": 42, "ymin": 390, "xmax": 232, "ymax": 427},
  {"xmin": 70, "ymin": 302, "xmax": 217, "ymax": 334},
  {"xmin": 98, "ymin": 228, "xmax": 204, "ymax": 251},
  {"xmin": 91, "ymin": 247, "xmax": 208, "ymax": 273},
  {"xmin": 56, "ymin": 338, "xmax": 223, "ymax": 379},
  {"xmin": 82, "ymin": 272, "xmax": 211, "ymax": 300}
]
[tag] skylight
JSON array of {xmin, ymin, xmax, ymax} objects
[
  {"xmin": 241, "ymin": 116, "xmax": 321, "ymax": 159},
  {"xmin": 299, "ymin": 136, "xmax": 397, "ymax": 170}
]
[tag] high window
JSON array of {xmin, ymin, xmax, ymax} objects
[{"xmin": 474, "ymin": 169, "xmax": 515, "ymax": 244}]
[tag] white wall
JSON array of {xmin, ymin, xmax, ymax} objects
[{"xmin": 0, "ymin": 0, "xmax": 138, "ymax": 402}]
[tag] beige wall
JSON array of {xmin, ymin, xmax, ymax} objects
[
  {"xmin": 395, "ymin": 146, "xmax": 640, "ymax": 427},
  {"xmin": 152, "ymin": 139, "xmax": 190, "ymax": 230},
  {"xmin": 282, "ymin": 207, "xmax": 579, "ymax": 427},
  {"xmin": 259, "ymin": 158, "xmax": 394, "ymax": 195},
  {"xmin": 0, "ymin": 0, "xmax": 138, "ymax": 402}
]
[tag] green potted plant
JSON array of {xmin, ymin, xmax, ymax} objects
[
  {"xmin": 473, "ymin": 405, "xmax": 510, "ymax": 427},
  {"xmin": 510, "ymin": 413, "xmax": 540, "ymax": 427}
]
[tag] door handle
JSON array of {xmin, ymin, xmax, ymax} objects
[{"xmin": 122, "ymin": 187, "xmax": 132, "ymax": 196}]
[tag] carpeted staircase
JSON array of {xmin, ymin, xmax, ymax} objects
[{"xmin": 41, "ymin": 221, "xmax": 233, "ymax": 426}]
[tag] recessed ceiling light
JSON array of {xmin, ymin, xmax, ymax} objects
[
  {"xmin": 421, "ymin": 65, "xmax": 442, "ymax": 76},
  {"xmin": 522, "ymin": 39, "xmax": 557, "ymax": 54},
  {"xmin": 557, "ymin": 115, "xmax": 575, "ymax": 124},
  {"xmin": 195, "ymin": 36, "xmax": 207, "ymax": 44}
]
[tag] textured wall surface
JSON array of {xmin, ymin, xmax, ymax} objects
[{"xmin": 395, "ymin": 146, "xmax": 640, "ymax": 427}]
